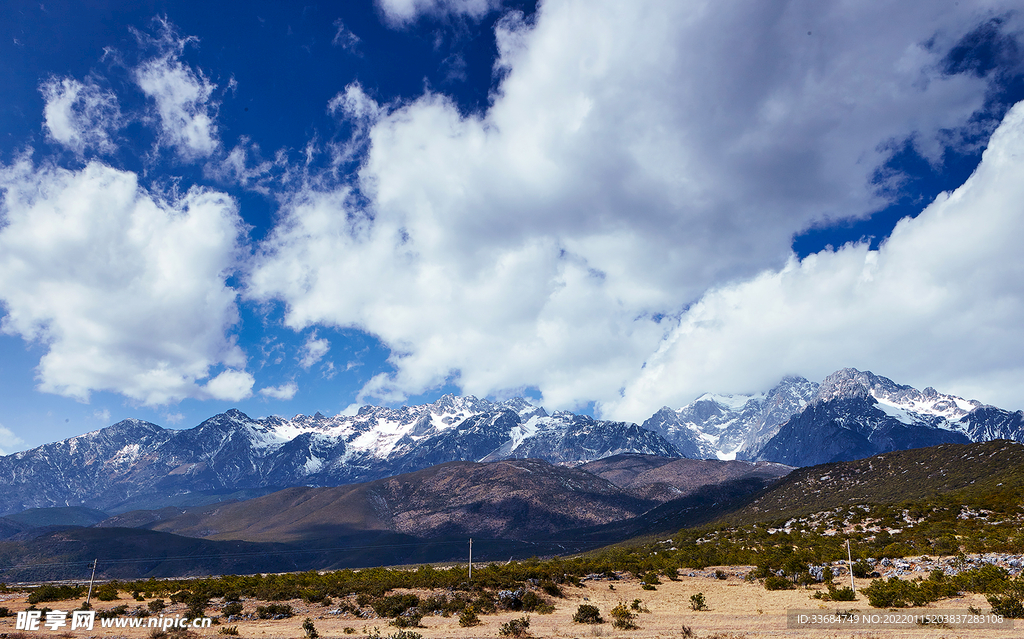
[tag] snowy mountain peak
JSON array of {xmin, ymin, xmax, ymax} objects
[
  {"xmin": 812, "ymin": 368, "xmax": 980, "ymax": 422},
  {"xmin": 694, "ymin": 392, "xmax": 762, "ymax": 411}
]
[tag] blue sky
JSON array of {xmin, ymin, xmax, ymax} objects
[{"xmin": 1, "ymin": 0, "xmax": 1023, "ymax": 452}]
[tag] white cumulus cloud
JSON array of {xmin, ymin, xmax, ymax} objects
[
  {"xmin": 299, "ymin": 332, "xmax": 331, "ymax": 370},
  {"xmin": 250, "ymin": 0, "xmax": 1022, "ymax": 411},
  {"xmin": 0, "ymin": 160, "xmax": 248, "ymax": 405},
  {"xmin": 607, "ymin": 99, "xmax": 1024, "ymax": 419},
  {"xmin": 376, "ymin": 0, "xmax": 503, "ymax": 26},
  {"xmin": 133, "ymin": 22, "xmax": 220, "ymax": 159},
  {"xmin": 40, "ymin": 77, "xmax": 122, "ymax": 154},
  {"xmin": 259, "ymin": 381, "xmax": 299, "ymax": 401}
]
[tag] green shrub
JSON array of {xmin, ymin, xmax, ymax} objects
[
  {"xmin": 852, "ymin": 560, "xmax": 873, "ymax": 578},
  {"xmin": 764, "ymin": 575, "xmax": 795, "ymax": 591},
  {"xmin": 390, "ymin": 612, "xmax": 423, "ymax": 628},
  {"xmin": 0, "ymin": 607, "xmax": 11, "ymax": 617},
  {"xmin": 987, "ymin": 595, "xmax": 1024, "ymax": 618},
  {"xmin": 881, "ymin": 542, "xmax": 912, "ymax": 558},
  {"xmin": 302, "ymin": 617, "xmax": 319, "ymax": 639},
  {"xmin": 372, "ymin": 594, "xmax": 420, "ymax": 618},
  {"xmin": 458, "ymin": 606, "xmax": 481, "ymax": 627},
  {"xmin": 222, "ymin": 602, "xmax": 243, "ymax": 617},
  {"xmin": 498, "ymin": 616, "xmax": 530, "ymax": 637},
  {"xmin": 540, "ymin": 581, "xmax": 563, "ymax": 597},
  {"xmin": 610, "ymin": 602, "xmax": 638, "ymax": 630},
  {"xmin": 520, "ymin": 590, "xmax": 553, "ymax": 613},
  {"xmin": 861, "ymin": 576, "xmax": 957, "ymax": 608},
  {"xmin": 97, "ymin": 605, "xmax": 129, "ymax": 619},
  {"xmin": 148, "ymin": 599, "xmax": 166, "ymax": 613},
  {"xmin": 28, "ymin": 585, "xmax": 85, "ymax": 603},
  {"xmin": 218, "ymin": 626, "xmax": 239, "ymax": 636},
  {"xmin": 185, "ymin": 592, "xmax": 209, "ymax": 620},
  {"xmin": 689, "ymin": 593, "xmax": 708, "ymax": 611},
  {"xmin": 95, "ymin": 584, "xmax": 120, "ymax": 601},
  {"xmin": 255, "ymin": 603, "xmax": 293, "ymax": 619},
  {"xmin": 572, "ymin": 604, "xmax": 603, "ymax": 624},
  {"xmin": 824, "ymin": 585, "xmax": 857, "ymax": 601}
]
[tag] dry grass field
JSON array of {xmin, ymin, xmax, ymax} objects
[{"xmin": 0, "ymin": 569, "xmax": 1015, "ymax": 639}]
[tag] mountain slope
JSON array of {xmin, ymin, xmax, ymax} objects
[
  {"xmin": 99, "ymin": 459, "xmax": 657, "ymax": 543},
  {"xmin": 579, "ymin": 454, "xmax": 792, "ymax": 502},
  {"xmin": 726, "ymin": 439, "xmax": 1024, "ymax": 523}
]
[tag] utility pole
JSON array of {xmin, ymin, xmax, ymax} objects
[
  {"xmin": 847, "ymin": 539, "xmax": 855, "ymax": 591},
  {"xmin": 85, "ymin": 559, "xmax": 98, "ymax": 606},
  {"xmin": 468, "ymin": 538, "xmax": 473, "ymax": 583}
]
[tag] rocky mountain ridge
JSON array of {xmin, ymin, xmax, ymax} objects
[
  {"xmin": 0, "ymin": 396, "xmax": 679, "ymax": 516},
  {"xmin": 647, "ymin": 368, "xmax": 1024, "ymax": 467}
]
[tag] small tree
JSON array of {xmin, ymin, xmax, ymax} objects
[
  {"xmin": 458, "ymin": 606, "xmax": 481, "ymax": 627},
  {"xmin": 690, "ymin": 593, "xmax": 708, "ymax": 611},
  {"xmin": 302, "ymin": 617, "xmax": 319, "ymax": 639}
]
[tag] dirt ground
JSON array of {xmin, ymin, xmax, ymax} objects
[{"xmin": 0, "ymin": 568, "xmax": 1016, "ymax": 638}]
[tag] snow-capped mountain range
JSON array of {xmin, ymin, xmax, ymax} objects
[
  {"xmin": 641, "ymin": 375, "xmax": 819, "ymax": 459},
  {"xmin": 645, "ymin": 368, "xmax": 1024, "ymax": 467},
  {"xmin": 0, "ymin": 395, "xmax": 679, "ymax": 515},
  {"xmin": 1, "ymin": 367, "xmax": 1022, "ymax": 516}
]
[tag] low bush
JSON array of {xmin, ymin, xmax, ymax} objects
[
  {"xmin": 255, "ymin": 604, "xmax": 293, "ymax": 619},
  {"xmin": 610, "ymin": 602, "xmax": 638, "ymax": 630},
  {"xmin": 540, "ymin": 580, "xmax": 563, "ymax": 597},
  {"xmin": 851, "ymin": 560, "xmax": 873, "ymax": 579},
  {"xmin": 498, "ymin": 616, "xmax": 530, "ymax": 637},
  {"xmin": 458, "ymin": 606, "xmax": 481, "ymax": 627},
  {"xmin": 862, "ymin": 576, "xmax": 957, "ymax": 608},
  {"xmin": 764, "ymin": 575, "xmax": 795, "ymax": 591},
  {"xmin": 523, "ymin": 590, "xmax": 555, "ymax": 613},
  {"xmin": 814, "ymin": 585, "xmax": 856, "ymax": 601},
  {"xmin": 690, "ymin": 593, "xmax": 708, "ymax": 611},
  {"xmin": 390, "ymin": 612, "xmax": 423, "ymax": 628},
  {"xmin": 372, "ymin": 594, "xmax": 419, "ymax": 618},
  {"xmin": 572, "ymin": 604, "xmax": 603, "ymax": 624},
  {"xmin": 97, "ymin": 605, "xmax": 129, "ymax": 619},
  {"xmin": 221, "ymin": 602, "xmax": 243, "ymax": 617},
  {"xmin": 987, "ymin": 595, "xmax": 1024, "ymax": 618},
  {"xmin": 28, "ymin": 585, "xmax": 84, "ymax": 603}
]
